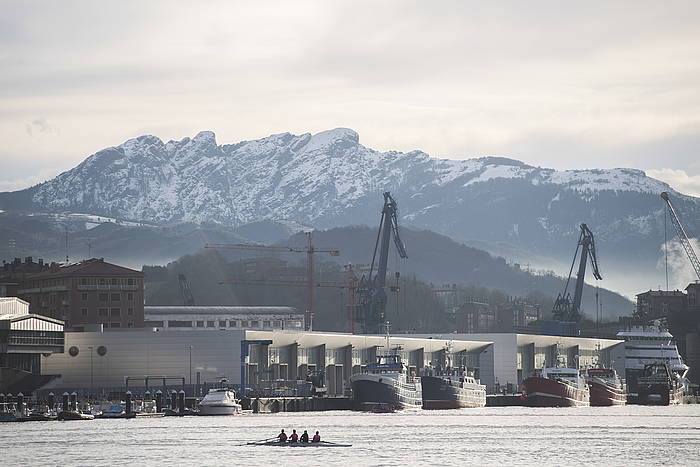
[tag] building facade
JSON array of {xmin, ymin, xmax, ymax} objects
[
  {"xmin": 16, "ymin": 258, "xmax": 144, "ymax": 330},
  {"xmin": 143, "ymin": 306, "xmax": 305, "ymax": 331},
  {"xmin": 1, "ymin": 297, "xmax": 65, "ymax": 393}
]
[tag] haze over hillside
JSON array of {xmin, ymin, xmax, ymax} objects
[{"xmin": 1, "ymin": 128, "xmax": 699, "ymax": 297}]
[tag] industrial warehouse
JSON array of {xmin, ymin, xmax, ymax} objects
[{"xmin": 38, "ymin": 328, "xmax": 621, "ymax": 398}]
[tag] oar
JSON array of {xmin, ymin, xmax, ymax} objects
[{"xmin": 239, "ymin": 437, "xmax": 278, "ymax": 446}]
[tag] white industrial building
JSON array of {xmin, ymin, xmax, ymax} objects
[
  {"xmin": 143, "ymin": 306, "xmax": 305, "ymax": 331},
  {"xmin": 39, "ymin": 328, "xmax": 622, "ymax": 395}
]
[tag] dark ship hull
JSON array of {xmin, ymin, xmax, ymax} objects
[{"xmin": 421, "ymin": 376, "xmax": 486, "ymax": 409}]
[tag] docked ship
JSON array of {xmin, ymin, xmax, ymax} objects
[
  {"xmin": 616, "ymin": 324, "xmax": 689, "ymax": 404},
  {"xmin": 584, "ymin": 367, "xmax": 626, "ymax": 406},
  {"xmin": 421, "ymin": 370, "xmax": 486, "ymax": 409},
  {"xmin": 350, "ymin": 353, "xmax": 422, "ymax": 410},
  {"xmin": 636, "ymin": 363, "xmax": 684, "ymax": 405},
  {"xmin": 197, "ymin": 387, "xmax": 242, "ymax": 416},
  {"xmin": 522, "ymin": 365, "xmax": 590, "ymax": 407}
]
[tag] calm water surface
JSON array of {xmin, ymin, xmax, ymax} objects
[{"xmin": 4, "ymin": 405, "xmax": 700, "ymax": 466}]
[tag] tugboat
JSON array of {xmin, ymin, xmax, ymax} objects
[
  {"xmin": 584, "ymin": 367, "xmax": 626, "ymax": 406},
  {"xmin": 636, "ymin": 363, "xmax": 684, "ymax": 405},
  {"xmin": 522, "ymin": 350, "xmax": 589, "ymax": 407},
  {"xmin": 350, "ymin": 325, "xmax": 422, "ymax": 410}
]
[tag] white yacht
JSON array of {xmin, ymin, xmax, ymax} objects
[
  {"xmin": 197, "ymin": 386, "xmax": 242, "ymax": 416},
  {"xmin": 616, "ymin": 323, "xmax": 689, "ymax": 401}
]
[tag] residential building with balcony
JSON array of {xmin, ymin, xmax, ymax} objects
[{"xmin": 16, "ymin": 258, "xmax": 144, "ymax": 330}]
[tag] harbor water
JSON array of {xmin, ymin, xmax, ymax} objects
[{"xmin": 4, "ymin": 405, "xmax": 700, "ymax": 466}]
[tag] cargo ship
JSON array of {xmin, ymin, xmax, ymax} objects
[
  {"xmin": 636, "ymin": 363, "xmax": 684, "ymax": 405},
  {"xmin": 522, "ymin": 366, "xmax": 590, "ymax": 407},
  {"xmin": 421, "ymin": 370, "xmax": 486, "ymax": 409},
  {"xmin": 584, "ymin": 367, "xmax": 626, "ymax": 406}
]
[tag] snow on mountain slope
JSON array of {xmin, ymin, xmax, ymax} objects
[{"xmin": 2, "ymin": 128, "xmax": 699, "ymax": 272}]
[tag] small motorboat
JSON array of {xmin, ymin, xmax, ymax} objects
[
  {"xmin": 57, "ymin": 410, "xmax": 95, "ymax": 421},
  {"xmin": 95, "ymin": 405, "xmax": 134, "ymax": 419}
]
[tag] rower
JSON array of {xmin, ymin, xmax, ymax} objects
[
  {"xmin": 289, "ymin": 429, "xmax": 299, "ymax": 443},
  {"xmin": 300, "ymin": 430, "xmax": 309, "ymax": 443},
  {"xmin": 312, "ymin": 431, "xmax": 321, "ymax": 443},
  {"xmin": 277, "ymin": 429, "xmax": 287, "ymax": 442}
]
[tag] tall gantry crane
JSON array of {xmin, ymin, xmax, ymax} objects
[
  {"xmin": 205, "ymin": 231, "xmax": 340, "ymax": 330},
  {"xmin": 661, "ymin": 192, "xmax": 700, "ymax": 281},
  {"xmin": 552, "ymin": 223, "xmax": 602, "ymax": 322},
  {"xmin": 358, "ymin": 192, "xmax": 408, "ymax": 334}
]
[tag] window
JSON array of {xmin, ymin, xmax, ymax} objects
[
  {"xmin": 169, "ymin": 320, "xmax": 192, "ymax": 328},
  {"xmin": 229, "ymin": 320, "xmax": 238, "ymax": 328},
  {"xmin": 81, "ymin": 293, "xmax": 88, "ymax": 301},
  {"xmin": 272, "ymin": 320, "xmax": 281, "ymax": 328},
  {"xmin": 207, "ymin": 320, "xmax": 215, "ymax": 327},
  {"xmin": 241, "ymin": 320, "xmax": 249, "ymax": 328},
  {"xmin": 263, "ymin": 320, "xmax": 271, "ymax": 328},
  {"xmin": 110, "ymin": 308, "xmax": 120, "ymax": 316},
  {"xmin": 98, "ymin": 308, "xmax": 108, "ymax": 316},
  {"xmin": 99, "ymin": 278, "xmax": 106, "ymax": 285},
  {"xmin": 110, "ymin": 322, "xmax": 121, "ymax": 328},
  {"xmin": 81, "ymin": 308, "xmax": 88, "ymax": 317},
  {"xmin": 111, "ymin": 278, "xmax": 118, "ymax": 285},
  {"xmin": 127, "ymin": 322, "xmax": 133, "ymax": 328},
  {"xmin": 99, "ymin": 293, "xmax": 108, "ymax": 302},
  {"xmin": 127, "ymin": 308, "xmax": 133, "ymax": 315},
  {"xmin": 250, "ymin": 320, "xmax": 259, "ymax": 328},
  {"xmin": 196, "ymin": 321, "xmax": 204, "ymax": 327},
  {"xmin": 80, "ymin": 278, "xmax": 87, "ymax": 285},
  {"xmin": 219, "ymin": 321, "xmax": 226, "ymax": 328},
  {"xmin": 127, "ymin": 278, "xmax": 134, "ymax": 285},
  {"xmin": 111, "ymin": 293, "xmax": 120, "ymax": 301},
  {"xmin": 127, "ymin": 292, "xmax": 133, "ymax": 301}
]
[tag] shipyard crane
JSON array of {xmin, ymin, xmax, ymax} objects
[
  {"xmin": 205, "ymin": 232, "xmax": 340, "ymax": 330},
  {"xmin": 661, "ymin": 192, "xmax": 700, "ymax": 281},
  {"xmin": 358, "ymin": 192, "xmax": 408, "ymax": 334},
  {"xmin": 552, "ymin": 223, "xmax": 602, "ymax": 322},
  {"xmin": 177, "ymin": 273, "xmax": 195, "ymax": 306}
]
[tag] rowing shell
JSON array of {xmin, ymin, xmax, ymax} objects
[{"xmin": 247, "ymin": 441, "xmax": 352, "ymax": 447}]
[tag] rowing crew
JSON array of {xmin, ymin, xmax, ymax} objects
[{"xmin": 277, "ymin": 429, "xmax": 321, "ymax": 443}]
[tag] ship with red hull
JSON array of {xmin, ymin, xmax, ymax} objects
[
  {"xmin": 585, "ymin": 368, "xmax": 626, "ymax": 406},
  {"xmin": 522, "ymin": 367, "xmax": 590, "ymax": 407}
]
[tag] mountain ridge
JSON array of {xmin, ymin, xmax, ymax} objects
[{"xmin": 1, "ymin": 128, "xmax": 699, "ymax": 294}]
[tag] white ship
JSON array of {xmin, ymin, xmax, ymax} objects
[
  {"xmin": 616, "ymin": 323, "xmax": 689, "ymax": 402},
  {"xmin": 197, "ymin": 387, "xmax": 242, "ymax": 416}
]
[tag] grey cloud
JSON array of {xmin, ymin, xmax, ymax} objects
[{"xmin": 25, "ymin": 117, "xmax": 59, "ymax": 136}]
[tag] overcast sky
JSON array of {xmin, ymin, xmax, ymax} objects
[{"xmin": 1, "ymin": 0, "xmax": 699, "ymax": 195}]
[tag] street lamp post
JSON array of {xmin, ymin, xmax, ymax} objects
[
  {"xmin": 88, "ymin": 346, "xmax": 94, "ymax": 403},
  {"xmin": 188, "ymin": 345, "xmax": 193, "ymax": 390}
]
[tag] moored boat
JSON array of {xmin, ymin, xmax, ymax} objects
[
  {"xmin": 57, "ymin": 410, "xmax": 95, "ymax": 421},
  {"xmin": 197, "ymin": 387, "xmax": 242, "ymax": 416},
  {"xmin": 636, "ymin": 363, "xmax": 684, "ymax": 405},
  {"xmin": 421, "ymin": 371, "xmax": 486, "ymax": 409},
  {"xmin": 585, "ymin": 367, "xmax": 626, "ymax": 406},
  {"xmin": 350, "ymin": 353, "xmax": 422, "ymax": 410},
  {"xmin": 616, "ymin": 324, "xmax": 689, "ymax": 404},
  {"xmin": 522, "ymin": 366, "xmax": 590, "ymax": 407}
]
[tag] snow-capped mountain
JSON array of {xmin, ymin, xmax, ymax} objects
[{"xmin": 1, "ymin": 128, "xmax": 699, "ymax": 277}]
